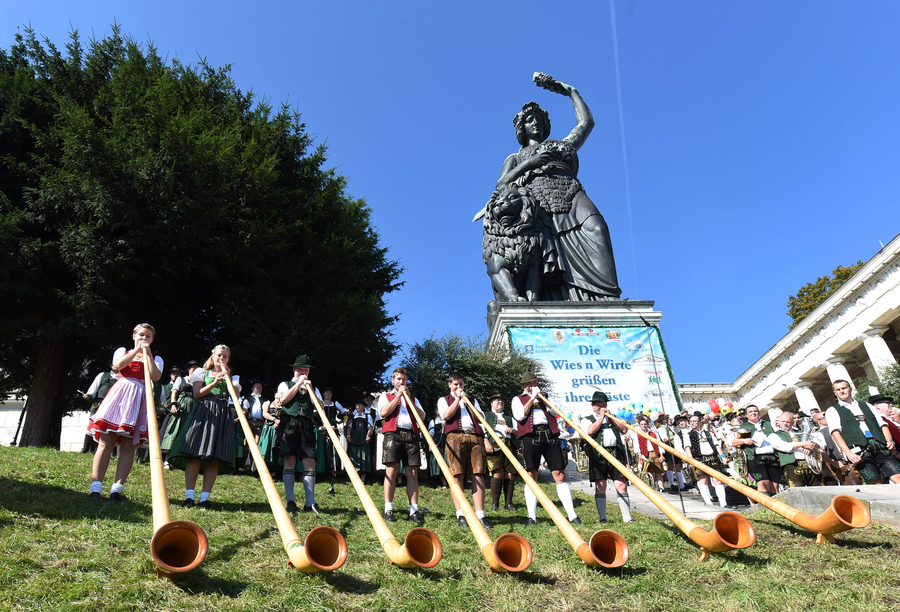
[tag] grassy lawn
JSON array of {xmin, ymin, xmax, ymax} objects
[{"xmin": 1, "ymin": 445, "xmax": 898, "ymax": 612}]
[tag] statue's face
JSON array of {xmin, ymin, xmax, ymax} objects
[{"xmin": 525, "ymin": 111, "xmax": 543, "ymax": 140}]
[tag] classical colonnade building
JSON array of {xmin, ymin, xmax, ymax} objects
[{"xmin": 678, "ymin": 232, "xmax": 900, "ymax": 416}]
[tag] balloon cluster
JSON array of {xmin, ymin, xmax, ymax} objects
[
  {"xmin": 688, "ymin": 399, "xmax": 738, "ymax": 417},
  {"xmin": 614, "ymin": 401, "xmax": 663, "ymax": 424}
]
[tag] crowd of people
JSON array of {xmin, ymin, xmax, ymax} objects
[{"xmin": 80, "ymin": 323, "xmax": 900, "ymax": 526}]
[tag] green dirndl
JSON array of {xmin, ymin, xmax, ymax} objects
[
  {"xmin": 160, "ymin": 396, "xmax": 196, "ymax": 452},
  {"xmin": 315, "ymin": 409, "xmax": 340, "ymax": 474},
  {"xmin": 233, "ymin": 404, "xmax": 246, "ymax": 461},
  {"xmin": 428, "ymin": 423, "xmax": 446, "ymax": 478},
  {"xmin": 257, "ymin": 419, "xmax": 282, "ymax": 465},
  {"xmin": 167, "ymin": 393, "xmax": 236, "ymax": 474}
]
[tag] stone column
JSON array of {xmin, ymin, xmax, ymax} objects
[
  {"xmin": 859, "ymin": 326, "xmax": 896, "ymax": 374},
  {"xmin": 765, "ymin": 400, "xmax": 784, "ymax": 423},
  {"xmin": 823, "ymin": 356, "xmax": 853, "ymax": 386},
  {"xmin": 790, "ymin": 382, "xmax": 821, "ymax": 416}
]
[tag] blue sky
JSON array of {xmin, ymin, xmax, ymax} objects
[{"xmin": 3, "ymin": 2, "xmax": 899, "ymax": 384}]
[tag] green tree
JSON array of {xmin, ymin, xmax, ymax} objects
[
  {"xmin": 0, "ymin": 26, "xmax": 402, "ymax": 446},
  {"xmin": 854, "ymin": 362, "xmax": 900, "ymax": 405},
  {"xmin": 786, "ymin": 261, "xmax": 865, "ymax": 330},
  {"xmin": 399, "ymin": 333, "xmax": 551, "ymax": 421}
]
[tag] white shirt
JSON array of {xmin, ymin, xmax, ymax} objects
[
  {"xmin": 512, "ymin": 395, "xmax": 552, "ymax": 425},
  {"xmin": 437, "ymin": 394, "xmax": 481, "ymax": 431},
  {"xmin": 428, "ymin": 416, "xmax": 444, "ymax": 436},
  {"xmin": 378, "ymin": 392, "xmax": 422, "ymax": 430},
  {"xmin": 490, "ymin": 411, "xmax": 516, "ymax": 438},
  {"xmin": 113, "ymin": 347, "xmax": 163, "ymax": 373},
  {"xmin": 244, "ymin": 394, "xmax": 266, "ymax": 419},
  {"xmin": 276, "ymin": 381, "xmax": 322, "ymax": 403}
]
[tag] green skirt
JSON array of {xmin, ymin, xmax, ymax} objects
[
  {"xmin": 257, "ymin": 422, "xmax": 282, "ymax": 465},
  {"xmin": 161, "ymin": 397, "xmax": 196, "ymax": 452}
]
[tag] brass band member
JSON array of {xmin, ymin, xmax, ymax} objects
[
  {"xmin": 440, "ymin": 372, "xmax": 491, "ymax": 529},
  {"xmin": 484, "ymin": 393, "xmax": 517, "ymax": 511},
  {"xmin": 729, "ymin": 405, "xmax": 779, "ymax": 496},
  {"xmin": 512, "ymin": 372, "xmax": 582, "ymax": 525},
  {"xmin": 826, "ymin": 380, "xmax": 900, "ymax": 485},
  {"xmin": 379, "ymin": 367, "xmax": 426, "ymax": 524},
  {"xmin": 276, "ymin": 355, "xmax": 323, "ymax": 514},
  {"xmin": 769, "ymin": 412, "xmax": 820, "ymax": 487},
  {"xmin": 581, "ymin": 391, "xmax": 631, "ymax": 523},
  {"xmin": 632, "ymin": 414, "xmax": 666, "ymax": 493}
]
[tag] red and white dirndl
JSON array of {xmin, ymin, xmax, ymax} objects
[{"xmin": 86, "ymin": 349, "xmax": 161, "ymax": 445}]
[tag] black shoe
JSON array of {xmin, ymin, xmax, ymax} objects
[
  {"xmin": 407, "ymin": 511, "xmax": 424, "ymax": 524},
  {"xmin": 490, "ymin": 503, "xmax": 499, "ymax": 511},
  {"xmin": 286, "ymin": 501, "xmax": 299, "ymax": 514},
  {"xmin": 480, "ymin": 517, "xmax": 493, "ymax": 530},
  {"xmin": 525, "ymin": 517, "xmax": 538, "ymax": 527},
  {"xmin": 183, "ymin": 498, "xmax": 195, "ymax": 508},
  {"xmin": 89, "ymin": 492, "xmax": 101, "ymax": 500},
  {"xmin": 198, "ymin": 500, "xmax": 211, "ymax": 510},
  {"xmin": 569, "ymin": 516, "xmax": 582, "ymax": 525},
  {"xmin": 304, "ymin": 503, "xmax": 321, "ymax": 514},
  {"xmin": 504, "ymin": 504, "xmax": 516, "ymax": 511},
  {"xmin": 599, "ymin": 518, "xmax": 608, "ymax": 524},
  {"xmin": 384, "ymin": 510, "xmax": 396, "ymax": 522},
  {"xmin": 109, "ymin": 492, "xmax": 123, "ymax": 503},
  {"xmin": 421, "ymin": 507, "xmax": 432, "ymax": 514},
  {"xmin": 723, "ymin": 505, "xmax": 739, "ymax": 511},
  {"xmin": 457, "ymin": 516, "xmax": 469, "ymax": 527}
]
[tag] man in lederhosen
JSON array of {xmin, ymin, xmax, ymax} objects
[
  {"xmin": 580, "ymin": 391, "xmax": 631, "ymax": 523},
  {"xmin": 379, "ymin": 367, "xmax": 426, "ymax": 524},
  {"xmin": 242, "ymin": 381, "xmax": 269, "ymax": 473},
  {"xmin": 276, "ymin": 355, "xmax": 324, "ymax": 513},
  {"xmin": 484, "ymin": 393, "xmax": 517, "ymax": 511},
  {"xmin": 826, "ymin": 379, "xmax": 900, "ymax": 484},
  {"xmin": 728, "ymin": 405, "xmax": 780, "ymax": 496},
  {"xmin": 768, "ymin": 411, "xmax": 821, "ymax": 487},
  {"xmin": 439, "ymin": 372, "xmax": 491, "ymax": 529},
  {"xmin": 511, "ymin": 371, "xmax": 581, "ymax": 526}
]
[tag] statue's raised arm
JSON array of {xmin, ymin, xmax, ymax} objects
[{"xmin": 533, "ymin": 72, "xmax": 594, "ymax": 151}]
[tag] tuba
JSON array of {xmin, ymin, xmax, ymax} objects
[{"xmin": 800, "ymin": 418, "xmax": 823, "ymax": 475}]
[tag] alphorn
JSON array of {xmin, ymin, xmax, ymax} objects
[
  {"xmin": 308, "ymin": 385, "xmax": 442, "ymax": 569},
  {"xmin": 459, "ymin": 395, "xmax": 629, "ymax": 569},
  {"xmin": 141, "ymin": 348, "xmax": 209, "ymax": 577},
  {"xmin": 222, "ymin": 373, "xmax": 347, "ymax": 572},
  {"xmin": 607, "ymin": 413, "xmax": 871, "ymax": 544},
  {"xmin": 401, "ymin": 392, "xmax": 532, "ymax": 573},
  {"xmin": 538, "ymin": 394, "xmax": 755, "ymax": 561}
]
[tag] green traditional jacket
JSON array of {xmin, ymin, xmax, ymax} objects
[
  {"xmin": 770, "ymin": 429, "xmax": 797, "ymax": 467},
  {"xmin": 738, "ymin": 420, "xmax": 774, "ymax": 462},
  {"xmin": 281, "ymin": 381, "xmax": 315, "ymax": 419},
  {"xmin": 830, "ymin": 402, "xmax": 885, "ymax": 446},
  {"xmin": 584, "ymin": 414, "xmax": 624, "ymax": 449}
]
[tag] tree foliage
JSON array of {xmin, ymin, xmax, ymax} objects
[
  {"xmin": 854, "ymin": 362, "xmax": 900, "ymax": 405},
  {"xmin": 0, "ymin": 26, "xmax": 403, "ymax": 445},
  {"xmin": 399, "ymin": 333, "xmax": 551, "ymax": 421},
  {"xmin": 786, "ymin": 260, "xmax": 865, "ymax": 330}
]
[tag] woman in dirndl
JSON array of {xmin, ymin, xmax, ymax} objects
[
  {"xmin": 346, "ymin": 399, "xmax": 374, "ymax": 480},
  {"xmin": 86, "ymin": 323, "xmax": 163, "ymax": 501},
  {"xmin": 685, "ymin": 413, "xmax": 733, "ymax": 509},
  {"xmin": 168, "ymin": 345, "xmax": 241, "ymax": 509},
  {"xmin": 160, "ymin": 360, "xmax": 201, "ymax": 467}
]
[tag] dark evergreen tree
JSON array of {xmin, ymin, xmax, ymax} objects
[{"xmin": 0, "ymin": 26, "xmax": 402, "ymax": 446}]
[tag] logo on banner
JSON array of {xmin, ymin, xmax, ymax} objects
[
  {"xmin": 553, "ymin": 330, "xmax": 566, "ymax": 343},
  {"xmin": 524, "ymin": 345, "xmax": 534, "ymax": 354},
  {"xmin": 606, "ymin": 330, "xmax": 621, "ymax": 343}
]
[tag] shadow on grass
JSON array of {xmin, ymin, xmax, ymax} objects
[
  {"xmin": 515, "ymin": 571, "xmax": 558, "ymax": 585},
  {"xmin": 321, "ymin": 571, "xmax": 380, "ymax": 594},
  {"xmin": 837, "ymin": 538, "xmax": 894, "ymax": 551},
  {"xmin": 207, "ymin": 527, "xmax": 279, "ymax": 564},
  {"xmin": 0, "ymin": 477, "xmax": 149, "ymax": 523},
  {"xmin": 167, "ymin": 569, "xmax": 248, "ymax": 597}
]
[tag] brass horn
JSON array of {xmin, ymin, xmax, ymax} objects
[
  {"xmin": 308, "ymin": 386, "xmax": 442, "ymax": 569},
  {"xmin": 540, "ymin": 394, "xmax": 755, "ymax": 561},
  {"xmin": 142, "ymin": 348, "xmax": 209, "ymax": 577},
  {"xmin": 403, "ymin": 392, "xmax": 532, "ymax": 573},
  {"xmin": 463, "ymin": 395, "xmax": 628, "ymax": 569},
  {"xmin": 609, "ymin": 413, "xmax": 871, "ymax": 544},
  {"xmin": 222, "ymin": 373, "xmax": 347, "ymax": 572}
]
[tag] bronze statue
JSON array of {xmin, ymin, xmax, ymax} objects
[{"xmin": 476, "ymin": 73, "xmax": 622, "ymax": 302}]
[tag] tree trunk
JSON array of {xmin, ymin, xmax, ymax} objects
[{"xmin": 19, "ymin": 341, "xmax": 67, "ymax": 447}]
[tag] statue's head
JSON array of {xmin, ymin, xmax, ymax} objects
[{"xmin": 514, "ymin": 102, "xmax": 551, "ymax": 146}]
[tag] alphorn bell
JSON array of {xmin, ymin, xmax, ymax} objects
[
  {"xmin": 307, "ymin": 385, "xmax": 442, "ymax": 569},
  {"xmin": 539, "ymin": 394, "xmax": 756, "ymax": 561},
  {"xmin": 222, "ymin": 371, "xmax": 347, "ymax": 572},
  {"xmin": 401, "ymin": 391, "xmax": 532, "ymax": 573},
  {"xmin": 609, "ymin": 413, "xmax": 871, "ymax": 544},
  {"xmin": 141, "ymin": 348, "xmax": 209, "ymax": 577},
  {"xmin": 461, "ymin": 395, "xmax": 629, "ymax": 569}
]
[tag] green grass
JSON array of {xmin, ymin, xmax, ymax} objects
[{"xmin": 1, "ymin": 445, "xmax": 899, "ymax": 611}]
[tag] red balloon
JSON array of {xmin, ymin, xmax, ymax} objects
[{"xmin": 708, "ymin": 399, "xmax": 720, "ymax": 412}]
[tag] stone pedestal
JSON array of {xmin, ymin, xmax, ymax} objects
[{"xmin": 487, "ymin": 300, "xmax": 662, "ymax": 349}]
